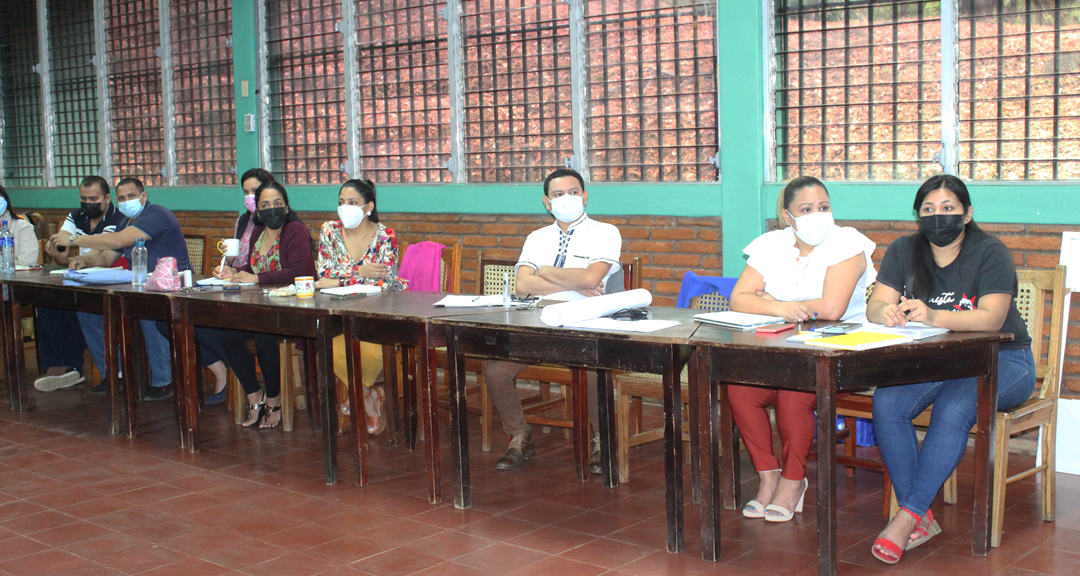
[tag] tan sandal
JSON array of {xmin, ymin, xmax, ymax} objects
[{"xmin": 364, "ymin": 386, "xmax": 386, "ymax": 436}]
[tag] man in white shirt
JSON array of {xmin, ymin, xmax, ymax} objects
[{"xmin": 486, "ymin": 168, "xmax": 622, "ymax": 472}]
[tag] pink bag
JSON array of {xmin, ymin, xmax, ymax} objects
[{"xmin": 146, "ymin": 257, "xmax": 182, "ymax": 292}]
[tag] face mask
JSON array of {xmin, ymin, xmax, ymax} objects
[
  {"xmin": 81, "ymin": 201, "xmax": 104, "ymax": 219},
  {"xmin": 244, "ymin": 194, "xmax": 256, "ymax": 213},
  {"xmin": 919, "ymin": 213, "xmax": 966, "ymax": 247},
  {"xmin": 787, "ymin": 211, "xmax": 835, "ymax": 246},
  {"xmin": 548, "ymin": 194, "xmax": 585, "ymax": 223},
  {"xmin": 338, "ymin": 205, "xmax": 366, "ymax": 229},
  {"xmin": 0, "ymin": 198, "xmax": 7, "ymax": 216},
  {"xmin": 118, "ymin": 197, "xmax": 145, "ymax": 219},
  {"xmin": 258, "ymin": 207, "xmax": 288, "ymax": 230}
]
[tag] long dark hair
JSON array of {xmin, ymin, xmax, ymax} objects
[
  {"xmin": 340, "ymin": 179, "xmax": 380, "ymax": 223},
  {"xmin": 252, "ymin": 182, "xmax": 302, "ymax": 227},
  {"xmin": 907, "ymin": 174, "xmax": 991, "ymax": 300}
]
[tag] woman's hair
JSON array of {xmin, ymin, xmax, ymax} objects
[
  {"xmin": 252, "ymin": 181, "xmax": 302, "ymax": 227},
  {"xmin": 340, "ymin": 179, "xmax": 380, "ymax": 223},
  {"xmin": 0, "ymin": 184, "xmax": 10, "ymax": 216},
  {"xmin": 240, "ymin": 168, "xmax": 275, "ymax": 189},
  {"xmin": 907, "ymin": 174, "xmax": 990, "ymax": 300}
]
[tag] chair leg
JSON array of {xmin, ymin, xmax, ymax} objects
[
  {"xmin": 279, "ymin": 341, "xmax": 294, "ymax": 432},
  {"xmin": 882, "ymin": 469, "xmax": 893, "ymax": 518},
  {"xmin": 480, "ymin": 371, "xmax": 492, "ymax": 452},
  {"xmin": 561, "ymin": 383, "xmax": 572, "ymax": 440},
  {"xmin": 1044, "ymin": 406, "xmax": 1058, "ymax": 522},
  {"xmin": 337, "ymin": 377, "xmax": 350, "ymax": 434},
  {"xmin": 230, "ymin": 370, "xmax": 244, "ymax": 426},
  {"xmin": 889, "ymin": 486, "xmax": 899, "ymax": 519},
  {"xmin": 617, "ymin": 380, "xmax": 631, "ymax": 484},
  {"xmin": 540, "ymin": 381, "xmax": 552, "ymax": 434},
  {"xmin": 991, "ymin": 416, "xmax": 1010, "ymax": 548},
  {"xmin": 631, "ymin": 397, "xmax": 643, "ymax": 434},
  {"xmin": 944, "ymin": 470, "xmax": 958, "ymax": 504},
  {"xmin": 844, "ymin": 416, "xmax": 856, "ymax": 477}
]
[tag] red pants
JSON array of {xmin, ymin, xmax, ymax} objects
[{"xmin": 727, "ymin": 385, "xmax": 816, "ymax": 481}]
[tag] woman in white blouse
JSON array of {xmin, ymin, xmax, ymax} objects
[
  {"xmin": 727, "ymin": 176, "xmax": 876, "ymax": 522},
  {"xmin": 0, "ymin": 185, "xmax": 39, "ymax": 266}
]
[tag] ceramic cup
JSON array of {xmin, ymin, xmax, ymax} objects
[
  {"xmin": 295, "ymin": 276, "xmax": 315, "ymax": 298},
  {"xmin": 217, "ymin": 238, "xmax": 240, "ymax": 257}
]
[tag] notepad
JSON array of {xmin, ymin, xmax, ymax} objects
[
  {"xmin": 804, "ymin": 331, "xmax": 912, "ymax": 351},
  {"xmin": 866, "ymin": 322, "xmax": 950, "ymax": 340},
  {"xmin": 693, "ymin": 311, "xmax": 785, "ymax": 330}
]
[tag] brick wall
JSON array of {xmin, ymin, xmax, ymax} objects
[{"xmin": 30, "ymin": 207, "xmax": 1080, "ymax": 398}]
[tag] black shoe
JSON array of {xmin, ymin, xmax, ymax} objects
[
  {"xmin": 89, "ymin": 380, "xmax": 124, "ymax": 396},
  {"xmin": 143, "ymin": 384, "xmax": 174, "ymax": 401},
  {"xmin": 589, "ymin": 433, "xmax": 602, "ymax": 475},
  {"xmin": 495, "ymin": 427, "xmax": 535, "ymax": 470}
]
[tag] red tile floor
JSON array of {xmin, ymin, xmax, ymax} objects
[{"xmin": 2, "ymin": 361, "xmax": 1079, "ymax": 575}]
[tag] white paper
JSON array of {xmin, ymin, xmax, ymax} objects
[
  {"xmin": 864, "ymin": 321, "xmax": 949, "ymax": 340},
  {"xmin": 196, "ymin": 277, "xmax": 256, "ymax": 287},
  {"xmin": 540, "ymin": 288, "xmax": 652, "ymax": 327},
  {"xmin": 50, "ymin": 266, "xmax": 122, "ymax": 275},
  {"xmin": 434, "ymin": 294, "xmax": 506, "ymax": 307},
  {"xmin": 564, "ymin": 318, "xmax": 679, "ymax": 333},
  {"xmin": 694, "ymin": 310, "xmax": 785, "ymax": 329},
  {"xmin": 320, "ymin": 284, "xmax": 383, "ymax": 296}
]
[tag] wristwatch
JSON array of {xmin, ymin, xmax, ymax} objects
[{"xmin": 339, "ymin": 278, "xmax": 344, "ymax": 287}]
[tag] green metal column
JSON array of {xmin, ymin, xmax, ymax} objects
[{"xmin": 232, "ymin": 0, "xmax": 260, "ymax": 186}]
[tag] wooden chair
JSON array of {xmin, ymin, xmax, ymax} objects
[
  {"xmin": 614, "ymin": 290, "xmax": 729, "ymax": 483},
  {"xmin": 183, "ymin": 234, "xmax": 212, "ymax": 276}
]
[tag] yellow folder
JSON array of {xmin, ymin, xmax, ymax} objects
[{"xmin": 804, "ymin": 331, "xmax": 913, "ymax": 351}]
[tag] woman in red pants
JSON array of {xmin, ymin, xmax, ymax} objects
[{"xmin": 727, "ymin": 176, "xmax": 877, "ymax": 522}]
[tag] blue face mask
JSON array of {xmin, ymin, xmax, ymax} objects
[
  {"xmin": 0, "ymin": 198, "xmax": 7, "ymax": 215},
  {"xmin": 118, "ymin": 197, "xmax": 145, "ymax": 219}
]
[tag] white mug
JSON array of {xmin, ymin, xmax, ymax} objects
[
  {"xmin": 295, "ymin": 276, "xmax": 315, "ymax": 299},
  {"xmin": 217, "ymin": 238, "xmax": 240, "ymax": 258}
]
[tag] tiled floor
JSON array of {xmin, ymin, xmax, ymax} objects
[{"xmin": 2, "ymin": 361, "xmax": 1079, "ymax": 576}]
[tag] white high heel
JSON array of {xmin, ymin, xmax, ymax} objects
[
  {"xmin": 742, "ymin": 499, "xmax": 766, "ymax": 519},
  {"xmin": 764, "ymin": 478, "xmax": 808, "ymax": 523}
]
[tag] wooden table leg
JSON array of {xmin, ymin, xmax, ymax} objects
[
  {"xmin": 3, "ymin": 285, "xmax": 27, "ymax": 413},
  {"xmin": 697, "ymin": 348, "xmax": 722, "ymax": 562},
  {"xmin": 120, "ymin": 301, "xmax": 139, "ymax": 439},
  {"xmin": 661, "ymin": 345, "xmax": 684, "ymax": 553},
  {"xmin": 447, "ymin": 327, "xmax": 471, "ymax": 509},
  {"xmin": 973, "ymin": 342, "xmax": 999, "ymax": 556},
  {"xmin": 597, "ymin": 368, "xmax": 618, "ymax": 489},
  {"xmin": 572, "ymin": 367, "xmax": 589, "ymax": 482},
  {"xmin": 304, "ymin": 338, "xmax": 322, "ymax": 433},
  {"xmin": 382, "ymin": 343, "xmax": 403, "ymax": 446},
  {"xmin": 815, "ymin": 357, "xmax": 837, "ymax": 576},
  {"xmin": 403, "ymin": 346, "xmax": 418, "ymax": 451},
  {"xmin": 173, "ymin": 300, "xmax": 199, "ymax": 451},
  {"xmin": 419, "ymin": 327, "xmax": 441, "ymax": 504},
  {"xmin": 345, "ymin": 318, "xmax": 369, "ymax": 486},
  {"xmin": 687, "ymin": 347, "xmax": 701, "ymax": 505},
  {"xmin": 103, "ymin": 295, "xmax": 122, "ymax": 435},
  {"xmin": 719, "ymin": 381, "xmax": 739, "ymax": 510},
  {"xmin": 317, "ymin": 316, "xmax": 337, "ymax": 485}
]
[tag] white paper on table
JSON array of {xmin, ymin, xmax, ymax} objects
[
  {"xmin": 539, "ymin": 288, "xmax": 652, "ymax": 327},
  {"xmin": 196, "ymin": 277, "xmax": 256, "ymax": 287},
  {"xmin": 564, "ymin": 318, "xmax": 679, "ymax": 333},
  {"xmin": 864, "ymin": 321, "xmax": 949, "ymax": 340},
  {"xmin": 50, "ymin": 266, "xmax": 122, "ymax": 275},
  {"xmin": 434, "ymin": 294, "xmax": 505, "ymax": 307},
  {"xmin": 320, "ymin": 284, "xmax": 383, "ymax": 296}
]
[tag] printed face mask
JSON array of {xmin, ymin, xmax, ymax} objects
[
  {"xmin": 919, "ymin": 213, "xmax": 966, "ymax": 247},
  {"xmin": 118, "ymin": 197, "xmax": 145, "ymax": 219},
  {"xmin": 338, "ymin": 205, "xmax": 366, "ymax": 229},
  {"xmin": 787, "ymin": 211, "xmax": 834, "ymax": 246},
  {"xmin": 548, "ymin": 194, "xmax": 585, "ymax": 223}
]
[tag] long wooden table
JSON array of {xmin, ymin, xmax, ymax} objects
[
  {"xmin": 435, "ymin": 306, "xmax": 701, "ymax": 553},
  {"xmin": 690, "ymin": 325, "xmax": 1011, "ymax": 576}
]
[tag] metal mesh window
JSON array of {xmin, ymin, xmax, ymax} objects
[
  {"xmin": 49, "ymin": 0, "xmax": 100, "ymax": 187},
  {"xmin": 462, "ymin": 0, "xmax": 573, "ymax": 183},
  {"xmin": 0, "ymin": 0, "xmax": 45, "ymax": 186},
  {"xmin": 106, "ymin": 0, "xmax": 164, "ymax": 185},
  {"xmin": 171, "ymin": 0, "xmax": 235, "ymax": 185},
  {"xmin": 585, "ymin": 0, "xmax": 718, "ymax": 182},
  {"xmin": 958, "ymin": 0, "xmax": 1080, "ymax": 180},
  {"xmin": 774, "ymin": 0, "xmax": 943, "ymax": 181},
  {"xmin": 266, "ymin": 0, "xmax": 346, "ymax": 184},
  {"xmin": 356, "ymin": 0, "xmax": 451, "ymax": 183}
]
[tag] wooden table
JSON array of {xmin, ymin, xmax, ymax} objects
[
  {"xmin": 334, "ymin": 291, "xmax": 508, "ymax": 502},
  {"xmin": 170, "ymin": 288, "xmax": 341, "ymax": 482},
  {"xmin": 690, "ymin": 325, "xmax": 1011, "ymax": 576},
  {"xmin": 435, "ymin": 306, "xmax": 701, "ymax": 553}
]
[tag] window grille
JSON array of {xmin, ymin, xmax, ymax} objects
[
  {"xmin": 773, "ymin": 0, "xmax": 943, "ymax": 181},
  {"xmin": 106, "ymin": 0, "xmax": 164, "ymax": 185},
  {"xmin": 958, "ymin": 0, "xmax": 1080, "ymax": 180},
  {"xmin": 49, "ymin": 0, "xmax": 100, "ymax": 187},
  {"xmin": 0, "ymin": 0, "xmax": 45, "ymax": 186},
  {"xmin": 266, "ymin": 0, "xmax": 347, "ymax": 184},
  {"xmin": 356, "ymin": 0, "xmax": 451, "ymax": 183},
  {"xmin": 585, "ymin": 0, "xmax": 718, "ymax": 182},
  {"xmin": 171, "ymin": 0, "xmax": 235, "ymax": 185},
  {"xmin": 462, "ymin": 0, "xmax": 573, "ymax": 183}
]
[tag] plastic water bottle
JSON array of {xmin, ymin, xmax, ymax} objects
[
  {"xmin": 0, "ymin": 221, "xmax": 14, "ymax": 273},
  {"xmin": 132, "ymin": 238, "xmax": 148, "ymax": 286}
]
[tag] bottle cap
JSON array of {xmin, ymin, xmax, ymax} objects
[{"xmin": 135, "ymin": 238, "xmax": 146, "ymax": 247}]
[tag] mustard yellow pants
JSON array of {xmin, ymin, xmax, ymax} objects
[{"xmin": 332, "ymin": 335, "xmax": 384, "ymax": 388}]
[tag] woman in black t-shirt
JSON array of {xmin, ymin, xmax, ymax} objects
[{"xmin": 866, "ymin": 175, "xmax": 1036, "ymax": 565}]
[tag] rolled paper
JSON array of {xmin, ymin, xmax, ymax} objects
[{"xmin": 539, "ymin": 288, "xmax": 652, "ymax": 327}]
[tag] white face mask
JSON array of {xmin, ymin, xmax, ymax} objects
[
  {"xmin": 787, "ymin": 211, "xmax": 834, "ymax": 246},
  {"xmin": 338, "ymin": 204, "xmax": 366, "ymax": 229},
  {"xmin": 119, "ymin": 197, "xmax": 145, "ymax": 219},
  {"xmin": 548, "ymin": 194, "xmax": 585, "ymax": 223}
]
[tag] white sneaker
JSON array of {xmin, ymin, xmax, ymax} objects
[{"xmin": 34, "ymin": 369, "xmax": 85, "ymax": 392}]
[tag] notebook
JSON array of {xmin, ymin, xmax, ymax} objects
[
  {"xmin": 693, "ymin": 311, "xmax": 785, "ymax": 330},
  {"xmin": 866, "ymin": 322, "xmax": 950, "ymax": 340},
  {"xmin": 804, "ymin": 331, "xmax": 912, "ymax": 351}
]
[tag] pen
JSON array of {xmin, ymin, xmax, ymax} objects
[
  {"xmin": 472, "ymin": 296, "xmax": 481, "ymax": 302},
  {"xmin": 219, "ymin": 253, "xmax": 227, "ymax": 278}
]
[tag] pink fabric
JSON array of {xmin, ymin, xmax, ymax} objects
[
  {"xmin": 398, "ymin": 241, "xmax": 445, "ymax": 292},
  {"xmin": 147, "ymin": 256, "xmax": 181, "ymax": 292}
]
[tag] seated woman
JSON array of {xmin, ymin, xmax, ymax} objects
[
  {"xmin": 217, "ymin": 182, "xmax": 316, "ymax": 428},
  {"xmin": 868, "ymin": 175, "xmax": 1034, "ymax": 564},
  {"xmin": 727, "ymin": 175, "xmax": 876, "ymax": 522},
  {"xmin": 229, "ymin": 168, "xmax": 275, "ymax": 269},
  {"xmin": 0, "ymin": 185, "xmax": 40, "ymax": 265},
  {"xmin": 315, "ymin": 179, "xmax": 404, "ymax": 435}
]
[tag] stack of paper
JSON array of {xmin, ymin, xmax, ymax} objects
[
  {"xmin": 693, "ymin": 311, "xmax": 785, "ymax": 330},
  {"xmin": 320, "ymin": 284, "xmax": 382, "ymax": 296},
  {"xmin": 804, "ymin": 331, "xmax": 912, "ymax": 351},
  {"xmin": 866, "ymin": 322, "xmax": 949, "ymax": 340}
]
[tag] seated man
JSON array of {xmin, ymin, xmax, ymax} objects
[
  {"xmin": 55, "ymin": 177, "xmax": 227, "ymax": 401},
  {"xmin": 35, "ymin": 176, "xmax": 128, "ymax": 391},
  {"xmin": 485, "ymin": 168, "xmax": 622, "ymax": 472}
]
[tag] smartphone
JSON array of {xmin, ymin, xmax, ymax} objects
[
  {"xmin": 820, "ymin": 322, "xmax": 862, "ymax": 334},
  {"xmin": 756, "ymin": 322, "xmax": 797, "ymax": 334}
]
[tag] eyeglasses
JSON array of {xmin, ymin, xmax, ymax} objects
[{"xmin": 609, "ymin": 308, "xmax": 649, "ymax": 321}]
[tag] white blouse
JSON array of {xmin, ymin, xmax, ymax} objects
[{"xmin": 743, "ymin": 226, "xmax": 877, "ymax": 321}]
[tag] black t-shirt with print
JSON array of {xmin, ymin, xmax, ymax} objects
[{"xmin": 877, "ymin": 232, "xmax": 1031, "ymax": 350}]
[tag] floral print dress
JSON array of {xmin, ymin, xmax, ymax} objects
[{"xmin": 317, "ymin": 220, "xmax": 405, "ymax": 288}]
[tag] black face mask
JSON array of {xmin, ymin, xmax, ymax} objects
[
  {"xmin": 258, "ymin": 207, "xmax": 288, "ymax": 230},
  {"xmin": 919, "ymin": 214, "xmax": 966, "ymax": 247},
  {"xmin": 81, "ymin": 201, "xmax": 105, "ymax": 219}
]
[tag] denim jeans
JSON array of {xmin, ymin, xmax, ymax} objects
[
  {"xmin": 36, "ymin": 307, "xmax": 86, "ymax": 374},
  {"xmin": 871, "ymin": 348, "xmax": 1035, "ymax": 516},
  {"xmin": 77, "ymin": 312, "xmax": 172, "ymax": 388}
]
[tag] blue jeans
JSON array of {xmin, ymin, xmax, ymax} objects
[
  {"xmin": 36, "ymin": 307, "xmax": 86, "ymax": 374},
  {"xmin": 77, "ymin": 313, "xmax": 172, "ymax": 388},
  {"xmin": 872, "ymin": 348, "xmax": 1035, "ymax": 516}
]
